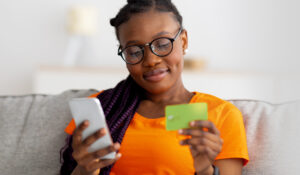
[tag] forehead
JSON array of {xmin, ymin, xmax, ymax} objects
[{"xmin": 118, "ymin": 10, "xmax": 180, "ymax": 46}]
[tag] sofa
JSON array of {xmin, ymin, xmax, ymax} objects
[{"xmin": 0, "ymin": 89, "xmax": 299, "ymax": 175}]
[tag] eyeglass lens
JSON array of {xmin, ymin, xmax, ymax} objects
[{"xmin": 121, "ymin": 38, "xmax": 173, "ymax": 64}]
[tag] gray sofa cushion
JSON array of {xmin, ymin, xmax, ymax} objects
[
  {"xmin": 230, "ymin": 99, "xmax": 300, "ymax": 175},
  {"xmin": 0, "ymin": 89, "xmax": 98, "ymax": 175}
]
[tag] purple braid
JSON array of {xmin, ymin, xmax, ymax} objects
[{"xmin": 60, "ymin": 75, "xmax": 142, "ymax": 175}]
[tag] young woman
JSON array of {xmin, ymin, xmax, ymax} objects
[{"xmin": 60, "ymin": 0, "xmax": 249, "ymax": 175}]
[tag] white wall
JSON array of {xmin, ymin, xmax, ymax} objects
[{"xmin": 0, "ymin": 0, "xmax": 299, "ymax": 95}]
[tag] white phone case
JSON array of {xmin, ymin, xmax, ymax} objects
[{"xmin": 69, "ymin": 98, "xmax": 116, "ymax": 159}]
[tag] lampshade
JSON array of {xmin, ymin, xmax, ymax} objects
[{"xmin": 67, "ymin": 5, "xmax": 98, "ymax": 36}]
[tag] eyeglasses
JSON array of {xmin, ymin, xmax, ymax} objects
[{"xmin": 118, "ymin": 27, "xmax": 183, "ymax": 65}]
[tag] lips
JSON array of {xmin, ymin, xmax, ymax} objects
[{"xmin": 143, "ymin": 68, "xmax": 169, "ymax": 82}]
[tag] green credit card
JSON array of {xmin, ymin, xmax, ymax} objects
[{"xmin": 165, "ymin": 103, "xmax": 208, "ymax": 131}]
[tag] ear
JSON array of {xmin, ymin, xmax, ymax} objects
[{"xmin": 180, "ymin": 29, "xmax": 188, "ymax": 55}]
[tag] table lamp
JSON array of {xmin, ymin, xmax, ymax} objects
[{"xmin": 63, "ymin": 5, "xmax": 98, "ymax": 66}]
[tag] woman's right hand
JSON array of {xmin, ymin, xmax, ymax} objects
[{"xmin": 71, "ymin": 120, "xmax": 121, "ymax": 175}]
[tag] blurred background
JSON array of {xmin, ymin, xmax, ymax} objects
[{"xmin": 0, "ymin": 0, "xmax": 299, "ymax": 103}]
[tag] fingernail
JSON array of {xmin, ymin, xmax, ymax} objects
[
  {"xmin": 178, "ymin": 129, "xmax": 183, "ymax": 134},
  {"xmin": 97, "ymin": 129, "xmax": 105, "ymax": 136},
  {"xmin": 190, "ymin": 121, "xmax": 195, "ymax": 126},
  {"xmin": 116, "ymin": 153, "xmax": 122, "ymax": 158},
  {"xmin": 114, "ymin": 143, "xmax": 120, "ymax": 149}
]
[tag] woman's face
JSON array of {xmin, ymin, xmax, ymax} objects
[{"xmin": 118, "ymin": 10, "xmax": 188, "ymax": 95}]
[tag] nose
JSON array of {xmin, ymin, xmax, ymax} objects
[{"xmin": 142, "ymin": 46, "xmax": 162, "ymax": 67}]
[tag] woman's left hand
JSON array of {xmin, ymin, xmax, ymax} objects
[{"xmin": 179, "ymin": 120, "xmax": 223, "ymax": 174}]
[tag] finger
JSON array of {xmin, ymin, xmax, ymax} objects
[
  {"xmin": 180, "ymin": 137, "xmax": 222, "ymax": 153},
  {"xmin": 204, "ymin": 146, "xmax": 218, "ymax": 162},
  {"xmin": 87, "ymin": 153, "xmax": 122, "ymax": 172},
  {"xmin": 179, "ymin": 129, "xmax": 223, "ymax": 144},
  {"xmin": 81, "ymin": 128, "xmax": 106, "ymax": 149},
  {"xmin": 189, "ymin": 120, "xmax": 220, "ymax": 135},
  {"xmin": 189, "ymin": 144, "xmax": 218, "ymax": 162},
  {"xmin": 189, "ymin": 145, "xmax": 206, "ymax": 156},
  {"xmin": 75, "ymin": 140, "xmax": 119, "ymax": 162},
  {"xmin": 179, "ymin": 128, "xmax": 204, "ymax": 137},
  {"xmin": 77, "ymin": 143, "xmax": 120, "ymax": 166},
  {"xmin": 93, "ymin": 143, "xmax": 120, "ymax": 158},
  {"xmin": 72, "ymin": 120, "xmax": 89, "ymax": 147}
]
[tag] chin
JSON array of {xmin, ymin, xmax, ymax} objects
[
  {"xmin": 131, "ymin": 73, "xmax": 177, "ymax": 94},
  {"xmin": 141, "ymin": 81, "xmax": 172, "ymax": 94}
]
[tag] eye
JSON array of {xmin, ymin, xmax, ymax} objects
[
  {"xmin": 125, "ymin": 46, "xmax": 142, "ymax": 58},
  {"xmin": 129, "ymin": 50, "xmax": 142, "ymax": 57},
  {"xmin": 153, "ymin": 38, "xmax": 171, "ymax": 50},
  {"xmin": 158, "ymin": 43, "xmax": 170, "ymax": 49}
]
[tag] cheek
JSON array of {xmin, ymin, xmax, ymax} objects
[
  {"xmin": 126, "ymin": 65, "xmax": 136, "ymax": 76},
  {"xmin": 126, "ymin": 64, "xmax": 142, "ymax": 81},
  {"xmin": 167, "ymin": 46, "xmax": 184, "ymax": 71}
]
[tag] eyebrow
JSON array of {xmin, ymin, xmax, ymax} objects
[{"xmin": 124, "ymin": 30, "xmax": 171, "ymax": 47}]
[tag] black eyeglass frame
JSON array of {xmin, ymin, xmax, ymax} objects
[{"xmin": 117, "ymin": 27, "xmax": 183, "ymax": 65}]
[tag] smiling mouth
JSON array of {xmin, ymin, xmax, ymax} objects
[{"xmin": 143, "ymin": 68, "xmax": 169, "ymax": 82}]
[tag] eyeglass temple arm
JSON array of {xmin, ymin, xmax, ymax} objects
[{"xmin": 173, "ymin": 27, "xmax": 183, "ymax": 41}]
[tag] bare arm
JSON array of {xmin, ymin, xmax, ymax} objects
[
  {"xmin": 214, "ymin": 158, "xmax": 243, "ymax": 175},
  {"xmin": 195, "ymin": 158, "xmax": 243, "ymax": 175}
]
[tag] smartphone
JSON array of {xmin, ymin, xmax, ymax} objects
[
  {"xmin": 69, "ymin": 98, "xmax": 115, "ymax": 159},
  {"xmin": 165, "ymin": 103, "xmax": 208, "ymax": 131}
]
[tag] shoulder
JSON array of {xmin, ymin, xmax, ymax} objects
[
  {"xmin": 192, "ymin": 92, "xmax": 242, "ymax": 124},
  {"xmin": 191, "ymin": 92, "xmax": 238, "ymax": 111},
  {"xmin": 88, "ymin": 90, "xmax": 105, "ymax": 98}
]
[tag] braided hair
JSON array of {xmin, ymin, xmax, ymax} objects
[
  {"xmin": 110, "ymin": 0, "xmax": 183, "ymax": 40},
  {"xmin": 60, "ymin": 76, "xmax": 143, "ymax": 175},
  {"xmin": 60, "ymin": 0, "xmax": 183, "ymax": 174}
]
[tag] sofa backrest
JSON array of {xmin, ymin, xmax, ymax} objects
[
  {"xmin": 0, "ymin": 89, "xmax": 299, "ymax": 174},
  {"xmin": 230, "ymin": 99, "xmax": 300, "ymax": 174},
  {"xmin": 0, "ymin": 89, "xmax": 98, "ymax": 175}
]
